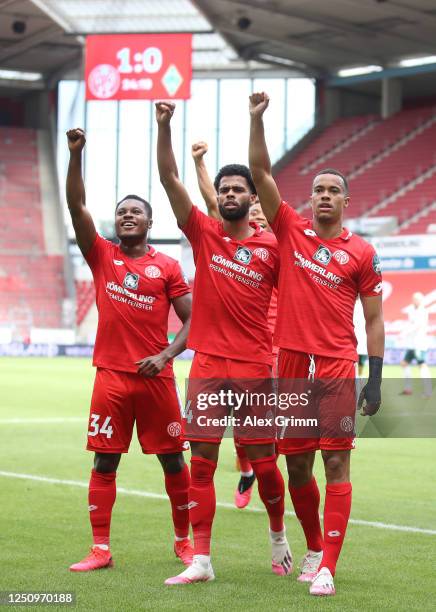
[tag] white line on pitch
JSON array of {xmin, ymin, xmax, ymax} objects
[
  {"xmin": 0, "ymin": 417, "xmax": 86, "ymax": 424},
  {"xmin": 1, "ymin": 470, "xmax": 435, "ymax": 536}
]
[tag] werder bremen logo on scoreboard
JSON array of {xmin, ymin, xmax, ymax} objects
[
  {"xmin": 233, "ymin": 246, "xmax": 253, "ymax": 265},
  {"xmin": 313, "ymin": 245, "xmax": 332, "ymax": 266}
]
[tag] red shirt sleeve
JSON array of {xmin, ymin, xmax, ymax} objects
[
  {"xmin": 84, "ymin": 234, "xmax": 109, "ymax": 272},
  {"xmin": 270, "ymin": 201, "xmax": 298, "ymax": 238},
  {"xmin": 167, "ymin": 261, "xmax": 191, "ymax": 300},
  {"xmin": 358, "ymin": 245, "xmax": 383, "ymax": 296},
  {"xmin": 180, "ymin": 206, "xmax": 212, "ymax": 250}
]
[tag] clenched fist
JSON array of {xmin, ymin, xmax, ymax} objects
[
  {"xmin": 66, "ymin": 128, "xmax": 86, "ymax": 152},
  {"xmin": 249, "ymin": 92, "xmax": 270, "ymax": 117},
  {"xmin": 155, "ymin": 101, "xmax": 175, "ymax": 125},
  {"xmin": 192, "ymin": 141, "xmax": 208, "ymax": 162}
]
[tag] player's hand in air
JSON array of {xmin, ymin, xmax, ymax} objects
[
  {"xmin": 66, "ymin": 128, "xmax": 86, "ymax": 152},
  {"xmin": 192, "ymin": 141, "xmax": 208, "ymax": 162},
  {"xmin": 155, "ymin": 101, "xmax": 175, "ymax": 125},
  {"xmin": 249, "ymin": 92, "xmax": 270, "ymax": 117},
  {"xmin": 135, "ymin": 353, "xmax": 169, "ymax": 377},
  {"xmin": 358, "ymin": 356, "xmax": 383, "ymax": 416}
]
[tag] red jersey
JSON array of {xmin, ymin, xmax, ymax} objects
[
  {"xmin": 182, "ymin": 206, "xmax": 279, "ymax": 364},
  {"xmin": 267, "ymin": 288, "xmax": 278, "ymax": 337},
  {"xmin": 85, "ymin": 234, "xmax": 190, "ymax": 376},
  {"xmin": 271, "ymin": 202, "xmax": 382, "ymax": 361}
]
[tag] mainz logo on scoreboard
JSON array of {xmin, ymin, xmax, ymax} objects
[{"xmin": 85, "ymin": 34, "xmax": 192, "ymax": 101}]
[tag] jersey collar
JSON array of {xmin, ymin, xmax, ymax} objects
[
  {"xmin": 219, "ymin": 221, "xmax": 262, "ymax": 241},
  {"xmin": 116, "ymin": 244, "xmax": 156, "ymax": 259},
  {"xmin": 250, "ymin": 221, "xmax": 263, "ymax": 236},
  {"xmin": 309, "ymin": 221, "xmax": 352, "ymax": 242}
]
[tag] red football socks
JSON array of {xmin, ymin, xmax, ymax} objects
[
  {"xmin": 235, "ymin": 443, "xmax": 252, "ymax": 474},
  {"xmin": 189, "ymin": 457, "xmax": 217, "ymax": 555},
  {"xmin": 321, "ymin": 482, "xmax": 352, "ymax": 576},
  {"xmin": 164, "ymin": 463, "xmax": 191, "ymax": 539},
  {"xmin": 88, "ymin": 469, "xmax": 116, "ymax": 547},
  {"xmin": 289, "ymin": 477, "xmax": 323, "ymax": 552},
  {"xmin": 250, "ymin": 455, "xmax": 285, "ymax": 532}
]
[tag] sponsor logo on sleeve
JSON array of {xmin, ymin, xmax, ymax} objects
[
  {"xmin": 167, "ymin": 421, "xmax": 182, "ymax": 437},
  {"xmin": 313, "ymin": 245, "xmax": 332, "ymax": 266},
  {"xmin": 113, "ymin": 259, "xmax": 124, "ymax": 266},
  {"xmin": 253, "ymin": 247, "xmax": 269, "ymax": 261},
  {"xmin": 304, "ymin": 229, "xmax": 317, "ymax": 237},
  {"xmin": 123, "ymin": 272, "xmax": 139, "ymax": 290},
  {"xmin": 373, "ymin": 253, "xmax": 382, "ymax": 274},
  {"xmin": 333, "ymin": 250, "xmax": 349, "ymax": 265},
  {"xmin": 234, "ymin": 246, "xmax": 253, "ymax": 265},
  {"xmin": 144, "ymin": 265, "xmax": 161, "ymax": 279}
]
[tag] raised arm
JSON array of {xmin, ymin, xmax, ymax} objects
[
  {"xmin": 155, "ymin": 102, "xmax": 194, "ymax": 227},
  {"xmin": 359, "ymin": 295, "xmax": 385, "ymax": 416},
  {"xmin": 192, "ymin": 141, "xmax": 219, "ymax": 219},
  {"xmin": 65, "ymin": 128, "xmax": 96, "ymax": 256},
  {"xmin": 248, "ymin": 92, "xmax": 282, "ymax": 223}
]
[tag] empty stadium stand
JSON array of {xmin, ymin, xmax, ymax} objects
[
  {"xmin": 0, "ymin": 127, "xmax": 67, "ymax": 339},
  {"xmin": 75, "ymin": 280, "xmax": 95, "ymax": 326},
  {"xmin": 275, "ymin": 105, "xmax": 436, "ymax": 234}
]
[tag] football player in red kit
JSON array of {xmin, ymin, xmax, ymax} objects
[
  {"xmin": 66, "ymin": 128, "xmax": 193, "ymax": 573},
  {"xmin": 249, "ymin": 92, "xmax": 384, "ymax": 597},
  {"xmin": 156, "ymin": 102, "xmax": 290, "ymax": 585}
]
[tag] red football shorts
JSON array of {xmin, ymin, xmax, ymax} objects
[
  {"xmin": 184, "ymin": 352, "xmax": 275, "ymax": 445},
  {"xmin": 277, "ymin": 349, "xmax": 356, "ymax": 454},
  {"xmin": 86, "ymin": 368, "xmax": 185, "ymax": 454}
]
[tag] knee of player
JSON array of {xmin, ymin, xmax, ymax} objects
[
  {"xmin": 157, "ymin": 452, "xmax": 185, "ymax": 474},
  {"xmin": 321, "ymin": 451, "xmax": 349, "ymax": 481},
  {"xmin": 285, "ymin": 454, "xmax": 313, "ymax": 485},
  {"xmin": 94, "ymin": 452, "xmax": 121, "ymax": 473}
]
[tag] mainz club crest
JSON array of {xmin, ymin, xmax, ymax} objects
[
  {"xmin": 253, "ymin": 247, "xmax": 269, "ymax": 261},
  {"xmin": 167, "ymin": 422, "xmax": 182, "ymax": 437},
  {"xmin": 145, "ymin": 265, "xmax": 161, "ymax": 278},
  {"xmin": 333, "ymin": 250, "xmax": 350, "ymax": 265},
  {"xmin": 87, "ymin": 64, "xmax": 120, "ymax": 99}
]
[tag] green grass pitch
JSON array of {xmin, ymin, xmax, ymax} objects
[{"xmin": 0, "ymin": 358, "xmax": 435, "ymax": 611}]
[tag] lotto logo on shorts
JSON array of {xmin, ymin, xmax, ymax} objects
[
  {"xmin": 167, "ymin": 421, "xmax": 182, "ymax": 437},
  {"xmin": 333, "ymin": 250, "xmax": 349, "ymax": 265},
  {"xmin": 253, "ymin": 247, "xmax": 269, "ymax": 261},
  {"xmin": 145, "ymin": 265, "xmax": 161, "ymax": 279}
]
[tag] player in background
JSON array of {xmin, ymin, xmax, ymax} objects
[
  {"xmin": 66, "ymin": 128, "xmax": 193, "ymax": 572},
  {"xmin": 157, "ymin": 102, "xmax": 290, "ymax": 585},
  {"xmin": 192, "ymin": 141, "xmax": 256, "ymax": 509},
  {"xmin": 400, "ymin": 292, "xmax": 432, "ymax": 398},
  {"xmin": 248, "ymin": 92, "xmax": 385, "ymax": 597}
]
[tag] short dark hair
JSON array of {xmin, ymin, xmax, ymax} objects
[
  {"xmin": 313, "ymin": 168, "xmax": 349, "ymax": 196},
  {"xmin": 213, "ymin": 164, "xmax": 257, "ymax": 195},
  {"xmin": 116, "ymin": 194, "xmax": 152, "ymax": 218}
]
